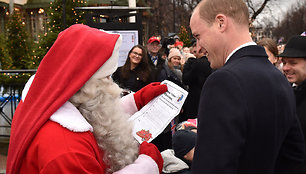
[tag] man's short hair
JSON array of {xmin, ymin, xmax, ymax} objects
[{"xmin": 198, "ymin": 0, "xmax": 249, "ymax": 26}]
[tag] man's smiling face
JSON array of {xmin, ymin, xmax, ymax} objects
[
  {"xmin": 190, "ymin": 9, "xmax": 224, "ymax": 69},
  {"xmin": 282, "ymin": 57, "xmax": 306, "ymax": 85}
]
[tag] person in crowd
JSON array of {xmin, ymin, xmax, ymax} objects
[
  {"xmin": 278, "ymin": 35, "xmax": 306, "ymax": 174},
  {"xmin": 175, "ymin": 119, "xmax": 197, "ymax": 133},
  {"xmin": 278, "ymin": 44, "xmax": 286, "ymax": 54},
  {"xmin": 183, "ymin": 47, "xmax": 190, "ymax": 55},
  {"xmin": 112, "ymin": 45, "xmax": 153, "ymax": 92},
  {"xmin": 166, "ymin": 35, "xmax": 182, "ymax": 54},
  {"xmin": 174, "ymin": 35, "xmax": 180, "ymax": 43},
  {"xmin": 189, "ymin": 44, "xmax": 205, "ymax": 59},
  {"xmin": 181, "ymin": 42, "xmax": 212, "ymax": 122},
  {"xmin": 182, "ymin": 47, "xmax": 192, "ymax": 65},
  {"xmin": 159, "ymin": 46, "xmax": 168, "ymax": 60},
  {"xmin": 174, "ymin": 41, "xmax": 184, "ymax": 51},
  {"xmin": 161, "ymin": 129, "xmax": 197, "ymax": 174},
  {"xmin": 189, "ymin": 46, "xmax": 194, "ymax": 55},
  {"xmin": 147, "ymin": 36, "xmax": 165, "ymax": 81},
  {"xmin": 159, "ymin": 48, "xmax": 185, "ymax": 89},
  {"xmin": 257, "ymin": 38, "xmax": 283, "ymax": 72},
  {"xmin": 6, "ymin": 24, "xmax": 167, "ymax": 174},
  {"xmin": 189, "ymin": 0, "xmax": 305, "ymax": 174}
]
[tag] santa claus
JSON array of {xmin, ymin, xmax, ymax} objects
[{"xmin": 6, "ymin": 24, "xmax": 167, "ymax": 174}]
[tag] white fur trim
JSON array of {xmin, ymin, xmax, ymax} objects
[
  {"xmin": 22, "ymin": 74, "xmax": 35, "ymax": 101},
  {"xmin": 113, "ymin": 154, "xmax": 159, "ymax": 174},
  {"xmin": 91, "ymin": 34, "xmax": 122, "ymax": 79},
  {"xmin": 120, "ymin": 93, "xmax": 138, "ymax": 116},
  {"xmin": 49, "ymin": 101, "xmax": 93, "ymax": 132},
  {"xmin": 21, "ymin": 75, "xmax": 93, "ymax": 132}
]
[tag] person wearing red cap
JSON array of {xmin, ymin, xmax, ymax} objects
[
  {"xmin": 147, "ymin": 36, "xmax": 165, "ymax": 81},
  {"xmin": 6, "ymin": 24, "xmax": 167, "ymax": 174},
  {"xmin": 174, "ymin": 41, "xmax": 184, "ymax": 51}
]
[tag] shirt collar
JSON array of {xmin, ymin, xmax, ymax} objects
[{"xmin": 225, "ymin": 42, "xmax": 256, "ymax": 63}]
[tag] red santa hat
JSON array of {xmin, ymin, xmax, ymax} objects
[{"xmin": 6, "ymin": 24, "xmax": 122, "ymax": 173}]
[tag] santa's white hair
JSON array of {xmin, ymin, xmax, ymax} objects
[{"xmin": 69, "ymin": 76, "xmax": 139, "ymax": 173}]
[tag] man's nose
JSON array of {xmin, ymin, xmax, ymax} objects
[
  {"xmin": 196, "ymin": 43, "xmax": 205, "ymax": 55},
  {"xmin": 282, "ymin": 64, "xmax": 289, "ymax": 72},
  {"xmin": 196, "ymin": 43, "xmax": 201, "ymax": 54}
]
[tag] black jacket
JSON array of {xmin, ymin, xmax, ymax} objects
[
  {"xmin": 181, "ymin": 56, "xmax": 212, "ymax": 121},
  {"xmin": 192, "ymin": 45, "xmax": 305, "ymax": 174},
  {"xmin": 112, "ymin": 66, "xmax": 153, "ymax": 92},
  {"xmin": 148, "ymin": 53, "xmax": 165, "ymax": 81},
  {"xmin": 293, "ymin": 79, "xmax": 306, "ymax": 173}
]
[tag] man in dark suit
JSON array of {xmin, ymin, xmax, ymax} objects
[
  {"xmin": 146, "ymin": 36, "xmax": 165, "ymax": 81},
  {"xmin": 189, "ymin": 0, "xmax": 305, "ymax": 174},
  {"xmin": 279, "ymin": 35, "xmax": 306, "ymax": 174}
]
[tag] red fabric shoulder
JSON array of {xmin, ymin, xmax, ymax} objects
[{"xmin": 20, "ymin": 120, "xmax": 106, "ymax": 173}]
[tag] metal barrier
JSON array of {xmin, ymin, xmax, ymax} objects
[{"xmin": 0, "ymin": 69, "xmax": 37, "ymax": 137}]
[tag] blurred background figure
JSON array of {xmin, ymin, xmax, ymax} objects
[
  {"xmin": 181, "ymin": 42, "xmax": 212, "ymax": 122},
  {"xmin": 161, "ymin": 129, "xmax": 197, "ymax": 174},
  {"xmin": 112, "ymin": 45, "xmax": 153, "ymax": 93},
  {"xmin": 278, "ymin": 44, "xmax": 286, "ymax": 54},
  {"xmin": 161, "ymin": 34, "xmax": 177, "ymax": 58},
  {"xmin": 159, "ymin": 48, "xmax": 185, "ymax": 89},
  {"xmin": 181, "ymin": 47, "xmax": 191, "ymax": 66},
  {"xmin": 257, "ymin": 38, "xmax": 283, "ymax": 72},
  {"xmin": 147, "ymin": 36, "xmax": 165, "ymax": 81},
  {"xmin": 174, "ymin": 40, "xmax": 184, "ymax": 51},
  {"xmin": 175, "ymin": 119, "xmax": 197, "ymax": 133},
  {"xmin": 183, "ymin": 47, "xmax": 190, "ymax": 54}
]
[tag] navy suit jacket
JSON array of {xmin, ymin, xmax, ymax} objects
[{"xmin": 192, "ymin": 45, "xmax": 305, "ymax": 174}]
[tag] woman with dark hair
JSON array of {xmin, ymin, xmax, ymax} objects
[
  {"xmin": 112, "ymin": 45, "xmax": 153, "ymax": 92},
  {"xmin": 257, "ymin": 38, "xmax": 283, "ymax": 72}
]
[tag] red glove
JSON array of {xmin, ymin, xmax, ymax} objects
[
  {"xmin": 139, "ymin": 141, "xmax": 163, "ymax": 174},
  {"xmin": 134, "ymin": 82, "xmax": 168, "ymax": 110}
]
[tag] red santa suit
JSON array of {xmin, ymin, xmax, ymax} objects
[{"xmin": 6, "ymin": 24, "xmax": 163, "ymax": 174}]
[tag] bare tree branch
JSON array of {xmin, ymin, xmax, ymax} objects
[
  {"xmin": 246, "ymin": 0, "xmax": 256, "ymax": 14},
  {"xmin": 251, "ymin": 0, "xmax": 270, "ymax": 21}
]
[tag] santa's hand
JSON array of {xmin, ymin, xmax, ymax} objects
[
  {"xmin": 134, "ymin": 82, "xmax": 168, "ymax": 110},
  {"xmin": 139, "ymin": 141, "xmax": 163, "ymax": 174}
]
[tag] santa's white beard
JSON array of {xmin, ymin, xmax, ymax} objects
[{"xmin": 69, "ymin": 77, "xmax": 139, "ymax": 173}]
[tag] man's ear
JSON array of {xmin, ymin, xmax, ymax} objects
[{"xmin": 215, "ymin": 14, "xmax": 227, "ymax": 32}]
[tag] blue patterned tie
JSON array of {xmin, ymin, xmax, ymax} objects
[{"xmin": 151, "ymin": 56, "xmax": 158, "ymax": 65}]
